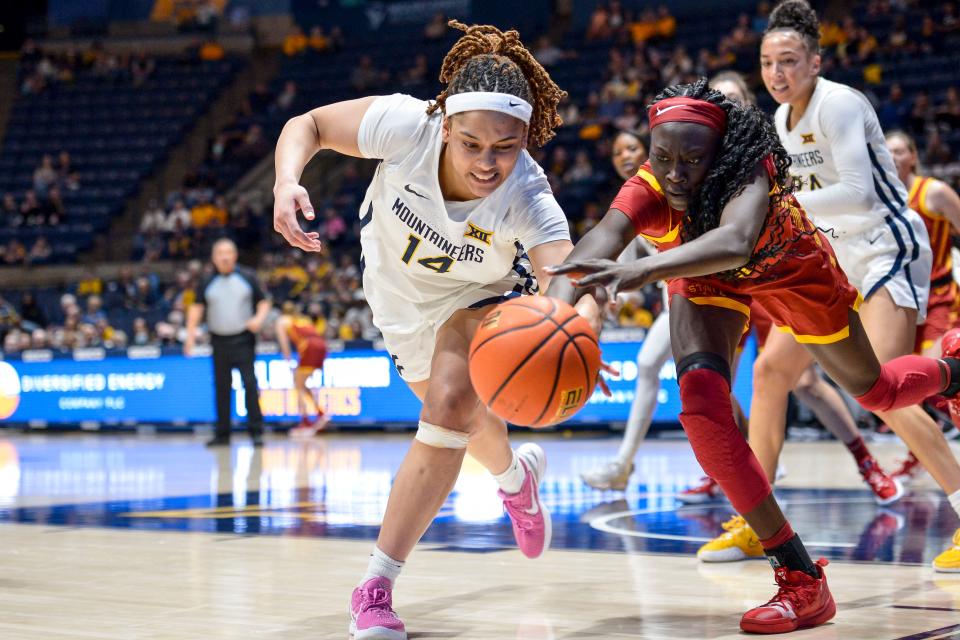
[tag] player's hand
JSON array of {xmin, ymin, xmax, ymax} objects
[
  {"xmin": 273, "ymin": 181, "xmax": 322, "ymax": 252},
  {"xmin": 571, "ymin": 296, "xmax": 618, "ymax": 397},
  {"xmin": 546, "ymin": 258, "xmax": 653, "ymax": 295},
  {"xmin": 183, "ymin": 337, "xmax": 195, "ymax": 357},
  {"xmin": 245, "ymin": 317, "xmax": 263, "ymax": 334},
  {"xmin": 597, "ymin": 361, "xmax": 619, "ymax": 397}
]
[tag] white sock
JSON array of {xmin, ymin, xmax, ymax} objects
[
  {"xmin": 361, "ymin": 546, "xmax": 404, "ymax": 586},
  {"xmin": 493, "ymin": 450, "xmax": 526, "ymax": 494},
  {"xmin": 949, "ymin": 489, "xmax": 960, "ymax": 521}
]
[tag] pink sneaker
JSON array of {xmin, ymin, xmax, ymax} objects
[
  {"xmin": 678, "ymin": 477, "xmax": 722, "ymax": 504},
  {"xmin": 499, "ymin": 443, "xmax": 552, "ymax": 559},
  {"xmin": 349, "ymin": 577, "xmax": 406, "ymax": 640}
]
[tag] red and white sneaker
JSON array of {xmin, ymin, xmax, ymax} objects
[
  {"xmin": 940, "ymin": 328, "xmax": 960, "ymax": 427},
  {"xmin": 678, "ymin": 477, "xmax": 722, "ymax": 504},
  {"xmin": 349, "ymin": 577, "xmax": 406, "ymax": 640},
  {"xmin": 740, "ymin": 558, "xmax": 836, "ymax": 634},
  {"xmin": 499, "ymin": 443, "xmax": 552, "ymax": 559},
  {"xmin": 891, "ymin": 451, "xmax": 924, "ymax": 483},
  {"xmin": 859, "ymin": 457, "xmax": 904, "ymax": 505}
]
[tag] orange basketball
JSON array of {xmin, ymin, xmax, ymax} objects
[{"xmin": 468, "ymin": 296, "xmax": 601, "ymax": 428}]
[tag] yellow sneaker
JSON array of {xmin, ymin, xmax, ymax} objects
[
  {"xmin": 697, "ymin": 515, "xmax": 764, "ymax": 563},
  {"xmin": 933, "ymin": 528, "xmax": 960, "ymax": 572}
]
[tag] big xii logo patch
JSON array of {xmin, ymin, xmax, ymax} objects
[{"xmin": 464, "ymin": 222, "xmax": 494, "ymax": 246}]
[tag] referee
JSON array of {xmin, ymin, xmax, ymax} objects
[{"xmin": 185, "ymin": 238, "xmax": 272, "ymax": 447}]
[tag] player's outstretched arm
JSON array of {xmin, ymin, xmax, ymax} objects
[
  {"xmin": 550, "ymin": 165, "xmax": 768, "ymax": 293},
  {"xmin": 544, "ymin": 208, "xmax": 634, "ymax": 305},
  {"xmin": 273, "ymin": 97, "xmax": 379, "ymax": 252}
]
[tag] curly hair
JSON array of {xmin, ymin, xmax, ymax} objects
[
  {"xmin": 765, "ymin": 0, "xmax": 821, "ymax": 55},
  {"xmin": 650, "ymin": 77, "xmax": 804, "ymax": 279},
  {"xmin": 426, "ymin": 20, "xmax": 567, "ymax": 147}
]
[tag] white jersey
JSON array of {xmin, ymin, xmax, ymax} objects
[
  {"xmin": 775, "ymin": 77, "xmax": 931, "ymax": 318},
  {"xmin": 775, "ymin": 77, "xmax": 912, "ymax": 238},
  {"xmin": 356, "ymin": 94, "xmax": 569, "ymax": 307}
]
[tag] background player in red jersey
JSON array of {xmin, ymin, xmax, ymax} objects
[
  {"xmin": 547, "ymin": 78, "xmax": 960, "ymax": 634},
  {"xmin": 276, "ymin": 301, "xmax": 329, "ymax": 436}
]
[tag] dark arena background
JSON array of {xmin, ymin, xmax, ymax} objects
[{"xmin": 1, "ymin": 1, "xmax": 959, "ymax": 639}]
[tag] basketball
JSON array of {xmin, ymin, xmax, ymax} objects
[{"xmin": 468, "ymin": 296, "xmax": 601, "ymax": 428}]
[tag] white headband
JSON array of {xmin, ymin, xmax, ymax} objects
[{"xmin": 445, "ymin": 92, "xmax": 533, "ymax": 124}]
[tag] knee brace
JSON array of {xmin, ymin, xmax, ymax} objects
[
  {"xmin": 414, "ymin": 420, "xmax": 470, "ymax": 449},
  {"xmin": 856, "ymin": 355, "xmax": 949, "ymax": 412},
  {"xmin": 677, "ymin": 352, "xmax": 771, "ymax": 514}
]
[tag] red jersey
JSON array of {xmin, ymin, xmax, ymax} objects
[
  {"xmin": 285, "ymin": 315, "xmax": 320, "ymax": 349},
  {"xmin": 909, "ymin": 175, "xmax": 953, "ymax": 285},
  {"xmin": 611, "ymin": 158, "xmax": 825, "ymax": 280}
]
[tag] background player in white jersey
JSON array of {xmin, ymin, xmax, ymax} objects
[
  {"xmin": 699, "ymin": 0, "xmax": 960, "ymax": 572},
  {"xmin": 272, "ymin": 22, "xmax": 581, "ymax": 638}
]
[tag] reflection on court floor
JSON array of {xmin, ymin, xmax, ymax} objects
[{"xmin": 0, "ymin": 433, "xmax": 956, "ymax": 566}]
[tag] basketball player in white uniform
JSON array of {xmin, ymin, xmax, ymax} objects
[
  {"xmin": 700, "ymin": 0, "xmax": 960, "ymax": 572},
  {"xmin": 272, "ymin": 22, "xmax": 585, "ymax": 639}
]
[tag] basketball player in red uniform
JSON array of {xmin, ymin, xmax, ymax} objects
[
  {"xmin": 885, "ymin": 131, "xmax": 960, "ymax": 486},
  {"xmin": 547, "ymin": 78, "xmax": 960, "ymax": 633},
  {"xmin": 276, "ymin": 301, "xmax": 329, "ymax": 436}
]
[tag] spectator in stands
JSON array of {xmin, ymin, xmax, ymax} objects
[
  {"xmin": 283, "ymin": 26, "xmax": 308, "ymax": 57},
  {"xmin": 27, "ymin": 237, "xmax": 52, "ymax": 265},
  {"xmin": 350, "ymin": 55, "xmax": 385, "ymax": 92},
  {"xmin": 533, "ymin": 36, "xmax": 572, "ymax": 67},
  {"xmin": 18, "ymin": 292, "xmax": 46, "ymax": 330},
  {"xmin": 30, "ymin": 328, "xmax": 49, "ymax": 350},
  {"xmin": 191, "ymin": 196, "xmax": 227, "ymax": 228},
  {"xmin": 274, "ymin": 80, "xmax": 298, "ymax": 113},
  {"xmin": 141, "ymin": 199, "xmax": 167, "ymax": 232},
  {"xmin": 44, "ymin": 186, "xmax": 65, "ymax": 226},
  {"xmin": 925, "ymin": 129, "xmax": 954, "ymax": 165},
  {"xmin": 1, "ymin": 193, "xmax": 19, "ymax": 227},
  {"xmin": 166, "ymin": 199, "xmax": 191, "ymax": 230},
  {"xmin": 33, "ymin": 154, "xmax": 58, "ymax": 197},
  {"xmin": 308, "ymin": 26, "xmax": 330, "ymax": 53},
  {"xmin": 879, "ymin": 83, "xmax": 909, "ymax": 131},
  {"xmin": 400, "ymin": 54, "xmax": 430, "ymax": 89},
  {"xmin": 564, "ymin": 150, "xmax": 595, "ymax": 184},
  {"xmin": 236, "ymin": 124, "xmax": 269, "ymax": 160},
  {"xmin": 131, "ymin": 317, "xmax": 152, "ymax": 346},
  {"xmin": 320, "ymin": 207, "xmax": 347, "ymax": 246},
  {"xmin": 4, "ymin": 240, "xmax": 25, "ymax": 265},
  {"xmin": 77, "ymin": 267, "xmax": 102, "ymax": 297},
  {"xmin": 20, "ymin": 190, "xmax": 43, "ymax": 226},
  {"xmin": 82, "ymin": 295, "xmax": 107, "ymax": 325},
  {"xmin": 63, "ymin": 172, "xmax": 81, "ymax": 193},
  {"xmin": 909, "ymin": 90, "xmax": 934, "ymax": 134},
  {"xmin": 936, "ymin": 86, "xmax": 960, "ymax": 129},
  {"xmin": 424, "ymin": 13, "xmax": 447, "ymax": 40},
  {"xmin": 56, "ymin": 150, "xmax": 72, "ymax": 182}
]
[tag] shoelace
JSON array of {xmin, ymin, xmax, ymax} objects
[
  {"xmin": 359, "ymin": 586, "xmax": 391, "ymax": 611},
  {"xmin": 863, "ymin": 467, "xmax": 888, "ymax": 487},
  {"xmin": 503, "ymin": 493, "xmax": 536, "ymax": 530},
  {"xmin": 763, "ymin": 568, "xmax": 809, "ymax": 612}
]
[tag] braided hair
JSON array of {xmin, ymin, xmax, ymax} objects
[
  {"xmin": 650, "ymin": 78, "xmax": 804, "ymax": 279},
  {"xmin": 426, "ymin": 20, "xmax": 567, "ymax": 147},
  {"xmin": 764, "ymin": 0, "xmax": 821, "ymax": 55}
]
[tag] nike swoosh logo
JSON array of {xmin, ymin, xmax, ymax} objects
[
  {"xmin": 655, "ymin": 104, "xmax": 686, "ymax": 116},
  {"xmin": 867, "ymin": 232, "xmax": 883, "ymax": 245},
  {"xmin": 524, "ymin": 497, "xmax": 540, "ymax": 516},
  {"xmin": 403, "ymin": 184, "xmax": 428, "ymax": 199},
  {"xmin": 509, "ymin": 101, "xmax": 522, "ymax": 107}
]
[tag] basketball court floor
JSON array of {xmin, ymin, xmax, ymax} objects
[{"xmin": 1, "ymin": 431, "xmax": 959, "ymax": 639}]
